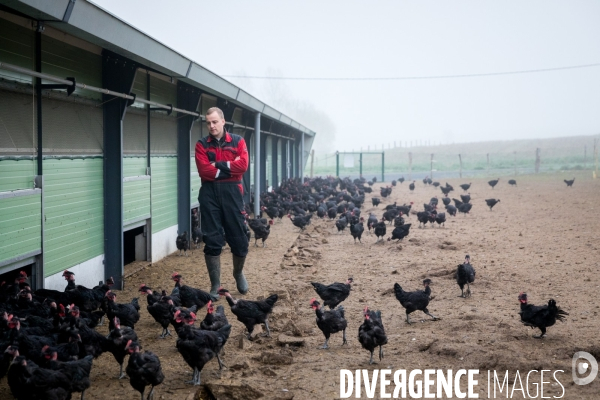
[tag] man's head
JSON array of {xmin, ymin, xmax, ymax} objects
[{"xmin": 206, "ymin": 107, "xmax": 226, "ymax": 139}]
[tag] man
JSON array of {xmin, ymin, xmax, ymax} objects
[{"xmin": 195, "ymin": 107, "xmax": 250, "ymax": 299}]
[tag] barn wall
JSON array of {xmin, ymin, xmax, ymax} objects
[
  {"xmin": 151, "ymin": 156, "xmax": 177, "ymax": 233},
  {"xmin": 43, "ymin": 157, "xmax": 104, "ymax": 277},
  {"xmin": 123, "ymin": 157, "xmax": 150, "ymax": 226},
  {"xmin": 0, "ymin": 192, "xmax": 41, "ymax": 266}
]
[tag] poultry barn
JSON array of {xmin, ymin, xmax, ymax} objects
[{"xmin": 0, "ymin": 1, "xmax": 315, "ymax": 291}]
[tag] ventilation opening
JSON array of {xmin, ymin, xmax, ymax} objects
[
  {"xmin": 0, "ymin": 263, "xmax": 34, "ymax": 293},
  {"xmin": 124, "ymin": 226, "xmax": 146, "ymax": 265}
]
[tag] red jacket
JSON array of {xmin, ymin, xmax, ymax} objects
[{"xmin": 195, "ymin": 131, "xmax": 249, "ymax": 187}]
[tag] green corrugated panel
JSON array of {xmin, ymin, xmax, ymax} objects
[
  {"xmin": 123, "ymin": 157, "xmax": 147, "ymax": 177},
  {"xmin": 151, "ymin": 157, "xmax": 177, "ymax": 232},
  {"xmin": 0, "ymin": 159, "xmax": 35, "ymax": 191},
  {"xmin": 43, "ymin": 158, "xmax": 103, "ymax": 277},
  {"xmin": 190, "ymin": 157, "xmax": 200, "ymax": 206},
  {"xmin": 0, "ymin": 194, "xmax": 41, "ymax": 264},
  {"xmin": 124, "ymin": 179, "xmax": 150, "ymax": 225}
]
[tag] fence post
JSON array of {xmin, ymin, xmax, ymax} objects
[
  {"xmin": 459, "ymin": 154, "xmax": 463, "ymax": 178},
  {"xmin": 382, "ymin": 152, "xmax": 385, "ymax": 182},
  {"xmin": 430, "ymin": 153, "xmax": 434, "ymax": 180},
  {"xmin": 310, "ymin": 149, "xmax": 315, "ymax": 178},
  {"xmin": 594, "ymin": 138, "xmax": 598, "ymax": 179},
  {"xmin": 408, "ymin": 152, "xmax": 413, "ymax": 180},
  {"xmin": 487, "ymin": 153, "xmax": 490, "ymax": 175},
  {"xmin": 336, "ymin": 151, "xmax": 339, "ymax": 177},
  {"xmin": 359, "ymin": 152, "xmax": 363, "ymax": 177},
  {"xmin": 535, "ymin": 148, "xmax": 541, "ymax": 173}
]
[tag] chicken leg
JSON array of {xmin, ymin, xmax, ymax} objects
[
  {"xmin": 118, "ymin": 363, "xmax": 126, "ymax": 379},
  {"xmin": 185, "ymin": 367, "xmax": 200, "ymax": 385},
  {"xmin": 424, "ymin": 309, "xmax": 439, "ymax": 321},
  {"xmin": 319, "ymin": 337, "xmax": 330, "ymax": 349},
  {"xmin": 379, "ymin": 345, "xmax": 384, "ymax": 361},
  {"xmin": 342, "ymin": 329, "xmax": 347, "ymax": 345},
  {"xmin": 369, "ymin": 350, "xmax": 374, "ymax": 365},
  {"xmin": 216, "ymin": 353, "xmax": 227, "ymax": 370},
  {"xmin": 533, "ymin": 327, "xmax": 547, "ymax": 339},
  {"xmin": 264, "ymin": 319, "xmax": 271, "ymax": 337},
  {"xmin": 159, "ymin": 327, "xmax": 172, "ymax": 338}
]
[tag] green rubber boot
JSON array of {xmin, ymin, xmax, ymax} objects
[
  {"xmin": 232, "ymin": 254, "xmax": 248, "ymax": 295},
  {"xmin": 205, "ymin": 255, "xmax": 221, "ymax": 301}
]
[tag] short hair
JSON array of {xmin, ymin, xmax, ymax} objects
[{"xmin": 206, "ymin": 107, "xmax": 225, "ymax": 120}]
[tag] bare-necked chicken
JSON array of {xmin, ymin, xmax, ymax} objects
[
  {"xmin": 508, "ymin": 179, "xmax": 517, "ymax": 186},
  {"xmin": 485, "ymin": 198, "xmax": 500, "ymax": 210},
  {"xmin": 358, "ymin": 306, "xmax": 388, "ymax": 364},
  {"xmin": 171, "ymin": 273, "xmax": 212, "ymax": 308},
  {"xmin": 459, "ymin": 183, "xmax": 471, "ymax": 191},
  {"xmin": 388, "ymin": 223, "xmax": 411, "ymax": 241},
  {"xmin": 176, "ymin": 319, "xmax": 231, "ymax": 386},
  {"xmin": 488, "ymin": 178, "xmax": 500, "ymax": 189},
  {"xmin": 147, "ymin": 294, "xmax": 175, "ymax": 339},
  {"xmin": 176, "ymin": 231, "xmax": 189, "ymax": 256},
  {"xmin": 374, "ymin": 220, "xmax": 387, "ymax": 242},
  {"xmin": 518, "ymin": 293, "xmax": 568, "ymax": 338},
  {"xmin": 335, "ymin": 215, "xmax": 348, "ymax": 233},
  {"xmin": 311, "ymin": 278, "xmax": 353, "ymax": 309},
  {"xmin": 371, "ymin": 197, "xmax": 381, "ymax": 207},
  {"xmin": 107, "ymin": 316, "xmax": 138, "ymax": 379},
  {"xmin": 564, "ymin": 178, "xmax": 575, "ymax": 187},
  {"xmin": 394, "ymin": 279, "xmax": 439, "ymax": 324},
  {"xmin": 288, "ymin": 213, "xmax": 313, "ymax": 231},
  {"xmin": 310, "ymin": 298, "xmax": 347, "ymax": 349},
  {"xmin": 217, "ymin": 288, "xmax": 278, "ymax": 339},
  {"xmin": 125, "ymin": 340, "xmax": 164, "ymax": 400},
  {"xmin": 200, "ymin": 300, "xmax": 229, "ymax": 332},
  {"xmin": 456, "ymin": 255, "xmax": 475, "ymax": 298},
  {"xmin": 105, "ymin": 291, "xmax": 140, "ymax": 331},
  {"xmin": 349, "ymin": 217, "xmax": 364, "ymax": 243},
  {"xmin": 248, "ymin": 218, "xmax": 273, "ymax": 247}
]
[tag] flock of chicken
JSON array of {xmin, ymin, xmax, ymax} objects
[{"xmin": 0, "ymin": 174, "xmax": 575, "ymax": 399}]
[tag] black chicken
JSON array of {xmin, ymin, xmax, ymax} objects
[
  {"xmin": 107, "ymin": 316, "xmax": 139, "ymax": 379},
  {"xmin": 367, "ymin": 213, "xmax": 378, "ymax": 235},
  {"xmin": 371, "ymin": 197, "xmax": 381, "ymax": 207},
  {"xmin": 310, "ymin": 278, "xmax": 353, "ymax": 309},
  {"xmin": 409, "ymin": 181, "xmax": 415, "ymax": 192},
  {"xmin": 358, "ymin": 307, "xmax": 387, "ymax": 364},
  {"xmin": 335, "ymin": 215, "xmax": 348, "ymax": 233},
  {"xmin": 398, "ymin": 176, "xmax": 405, "ymax": 184},
  {"xmin": 191, "ymin": 227, "xmax": 202, "ymax": 249},
  {"xmin": 460, "ymin": 194, "xmax": 471, "ymax": 204},
  {"xmin": 349, "ymin": 218, "xmax": 364, "ymax": 243},
  {"xmin": 394, "ymin": 279, "xmax": 439, "ymax": 324},
  {"xmin": 518, "ymin": 293, "xmax": 568, "ymax": 338},
  {"xmin": 218, "ymin": 288, "xmax": 278, "ymax": 339},
  {"xmin": 488, "ymin": 178, "xmax": 500, "ymax": 189},
  {"xmin": 485, "ymin": 198, "xmax": 500, "ymax": 210},
  {"xmin": 176, "ymin": 231, "xmax": 189, "ymax": 256},
  {"xmin": 310, "ymin": 299, "xmax": 347, "ymax": 349},
  {"xmin": 327, "ymin": 207, "xmax": 337, "ymax": 220},
  {"xmin": 288, "ymin": 213, "xmax": 313, "ymax": 231},
  {"xmin": 458, "ymin": 203, "xmax": 472, "ymax": 215},
  {"xmin": 456, "ymin": 255, "xmax": 475, "ymax": 298},
  {"xmin": 374, "ymin": 220, "xmax": 387, "ymax": 243},
  {"xmin": 125, "ymin": 340, "xmax": 164, "ymax": 400},
  {"xmin": 200, "ymin": 300, "xmax": 229, "ymax": 332},
  {"xmin": 564, "ymin": 178, "xmax": 575, "ymax": 187},
  {"xmin": 445, "ymin": 204, "xmax": 457, "ymax": 216},
  {"xmin": 388, "ymin": 224, "xmax": 411, "ymax": 241},
  {"xmin": 176, "ymin": 323, "xmax": 231, "ymax": 385},
  {"xmin": 434, "ymin": 212, "xmax": 446, "ymax": 227},
  {"xmin": 416, "ymin": 211, "xmax": 431, "ymax": 228},
  {"xmin": 105, "ymin": 291, "xmax": 140, "ymax": 330},
  {"xmin": 508, "ymin": 179, "xmax": 517, "ymax": 186},
  {"xmin": 442, "ymin": 197, "xmax": 451, "ymax": 206},
  {"xmin": 147, "ymin": 295, "xmax": 175, "ymax": 338},
  {"xmin": 171, "ymin": 273, "xmax": 212, "ymax": 309},
  {"xmin": 459, "ymin": 183, "xmax": 471, "ymax": 191},
  {"xmin": 249, "ymin": 218, "xmax": 273, "ymax": 247},
  {"xmin": 46, "ymin": 352, "xmax": 94, "ymax": 400}
]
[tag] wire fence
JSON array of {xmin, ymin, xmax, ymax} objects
[{"xmin": 306, "ymin": 137, "xmax": 599, "ymax": 182}]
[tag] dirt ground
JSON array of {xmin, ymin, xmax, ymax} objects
[{"xmin": 1, "ymin": 171, "xmax": 599, "ymax": 400}]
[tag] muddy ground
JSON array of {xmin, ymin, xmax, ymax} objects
[{"xmin": 1, "ymin": 171, "xmax": 599, "ymax": 399}]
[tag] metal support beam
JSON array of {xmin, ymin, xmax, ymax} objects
[
  {"xmin": 34, "ymin": 23, "xmax": 43, "ymax": 289},
  {"xmin": 272, "ymin": 137, "xmax": 279, "ymax": 189},
  {"xmin": 253, "ymin": 112, "xmax": 261, "ymax": 217},
  {"xmin": 281, "ymin": 139, "xmax": 288, "ymax": 182},
  {"xmin": 301, "ymin": 133, "xmax": 305, "ymax": 183},
  {"xmin": 260, "ymin": 133, "xmax": 267, "ymax": 191},
  {"xmin": 177, "ymin": 81, "xmax": 202, "ymax": 242},
  {"xmin": 102, "ymin": 51, "xmax": 138, "ymax": 290}
]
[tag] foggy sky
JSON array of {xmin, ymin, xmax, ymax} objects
[{"xmin": 92, "ymin": 0, "xmax": 600, "ymax": 152}]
